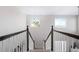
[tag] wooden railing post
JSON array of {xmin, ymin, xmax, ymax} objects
[
  {"xmin": 51, "ymin": 26, "xmax": 53, "ymax": 51},
  {"xmin": 27, "ymin": 25, "xmax": 29, "ymax": 51}
]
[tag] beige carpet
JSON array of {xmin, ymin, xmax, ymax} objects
[{"xmin": 30, "ymin": 49, "xmax": 51, "ymax": 52}]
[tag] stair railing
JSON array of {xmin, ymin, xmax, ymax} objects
[
  {"xmin": 44, "ymin": 26, "xmax": 53, "ymax": 51},
  {"xmin": 53, "ymin": 30, "xmax": 79, "ymax": 39},
  {"xmin": 0, "ymin": 30, "xmax": 27, "ymax": 52},
  {"xmin": 26, "ymin": 25, "xmax": 35, "ymax": 51},
  {"xmin": 45, "ymin": 25, "xmax": 79, "ymax": 52},
  {"xmin": 53, "ymin": 29, "xmax": 79, "ymax": 52}
]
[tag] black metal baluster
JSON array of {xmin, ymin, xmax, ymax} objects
[{"xmin": 14, "ymin": 48, "xmax": 16, "ymax": 52}]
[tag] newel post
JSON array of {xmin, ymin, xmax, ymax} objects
[
  {"xmin": 27, "ymin": 25, "xmax": 29, "ymax": 51},
  {"xmin": 51, "ymin": 26, "xmax": 53, "ymax": 51}
]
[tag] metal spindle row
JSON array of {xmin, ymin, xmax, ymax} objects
[
  {"xmin": 53, "ymin": 31, "xmax": 78, "ymax": 52},
  {"xmin": 0, "ymin": 32, "xmax": 27, "ymax": 52}
]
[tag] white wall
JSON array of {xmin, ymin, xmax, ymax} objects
[
  {"xmin": 54, "ymin": 16, "xmax": 77, "ymax": 34},
  {"xmin": 27, "ymin": 15, "xmax": 54, "ymax": 40},
  {"xmin": 78, "ymin": 16, "xmax": 79, "ymax": 34},
  {"xmin": 0, "ymin": 6, "xmax": 26, "ymax": 36}
]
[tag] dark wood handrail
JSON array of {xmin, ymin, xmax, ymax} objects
[
  {"xmin": 26, "ymin": 25, "xmax": 35, "ymax": 51},
  {"xmin": 0, "ymin": 30, "xmax": 27, "ymax": 41},
  {"xmin": 45, "ymin": 31, "xmax": 51, "ymax": 43},
  {"xmin": 45, "ymin": 26, "xmax": 53, "ymax": 51},
  {"xmin": 28, "ymin": 31, "xmax": 35, "ymax": 43},
  {"xmin": 54, "ymin": 29, "xmax": 79, "ymax": 39},
  {"xmin": 28, "ymin": 31, "xmax": 35, "ymax": 49}
]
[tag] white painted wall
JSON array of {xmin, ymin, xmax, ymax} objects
[
  {"xmin": 27, "ymin": 15, "xmax": 54, "ymax": 40},
  {"xmin": 54, "ymin": 16, "xmax": 77, "ymax": 34},
  {"xmin": 78, "ymin": 16, "xmax": 79, "ymax": 34},
  {"xmin": 0, "ymin": 6, "xmax": 26, "ymax": 36}
]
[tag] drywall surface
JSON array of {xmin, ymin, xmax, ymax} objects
[{"xmin": 0, "ymin": 6, "xmax": 26, "ymax": 36}]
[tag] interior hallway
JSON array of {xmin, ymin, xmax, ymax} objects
[{"xmin": 0, "ymin": 6, "xmax": 79, "ymax": 52}]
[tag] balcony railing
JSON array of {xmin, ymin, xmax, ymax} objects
[
  {"xmin": 0, "ymin": 25, "xmax": 79, "ymax": 52},
  {"xmin": 45, "ymin": 26, "xmax": 79, "ymax": 52}
]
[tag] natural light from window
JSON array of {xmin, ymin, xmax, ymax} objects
[{"xmin": 55, "ymin": 17, "xmax": 66, "ymax": 28}]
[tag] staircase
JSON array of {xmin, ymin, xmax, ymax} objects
[
  {"xmin": 29, "ymin": 40, "xmax": 51, "ymax": 52},
  {"xmin": 0, "ymin": 25, "xmax": 78, "ymax": 52},
  {"xmin": 30, "ymin": 40, "xmax": 45, "ymax": 52},
  {"xmin": 30, "ymin": 48, "xmax": 51, "ymax": 52},
  {"xmin": 27, "ymin": 25, "xmax": 53, "ymax": 52}
]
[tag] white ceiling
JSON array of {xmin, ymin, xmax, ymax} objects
[{"xmin": 18, "ymin": 6, "xmax": 78, "ymax": 15}]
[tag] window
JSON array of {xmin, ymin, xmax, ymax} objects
[
  {"xmin": 55, "ymin": 17, "xmax": 66, "ymax": 28},
  {"xmin": 30, "ymin": 16, "xmax": 40, "ymax": 27}
]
